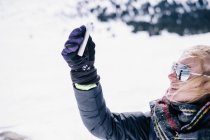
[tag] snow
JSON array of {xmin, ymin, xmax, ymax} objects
[{"xmin": 0, "ymin": 0, "xmax": 210, "ymax": 139}]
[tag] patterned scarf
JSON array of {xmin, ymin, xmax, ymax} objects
[{"xmin": 150, "ymin": 97, "xmax": 210, "ymax": 140}]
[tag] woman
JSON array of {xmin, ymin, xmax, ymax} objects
[{"xmin": 61, "ymin": 25, "xmax": 210, "ymax": 140}]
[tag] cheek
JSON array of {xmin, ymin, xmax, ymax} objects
[
  {"xmin": 203, "ymin": 58, "xmax": 210, "ymax": 74},
  {"xmin": 191, "ymin": 63, "xmax": 204, "ymax": 74}
]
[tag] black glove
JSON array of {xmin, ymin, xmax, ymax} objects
[{"xmin": 61, "ymin": 25, "xmax": 100, "ymax": 84}]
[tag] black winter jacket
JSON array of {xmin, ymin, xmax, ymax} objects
[{"xmin": 73, "ymin": 83, "xmax": 210, "ymax": 140}]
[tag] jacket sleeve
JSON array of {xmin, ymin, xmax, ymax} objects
[{"xmin": 73, "ymin": 83, "xmax": 150, "ymax": 140}]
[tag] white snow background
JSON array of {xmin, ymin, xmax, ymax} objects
[{"xmin": 0, "ymin": 0, "xmax": 210, "ymax": 139}]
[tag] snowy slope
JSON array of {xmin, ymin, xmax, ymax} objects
[{"xmin": 0, "ymin": 0, "xmax": 210, "ymax": 139}]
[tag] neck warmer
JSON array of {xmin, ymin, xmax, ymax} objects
[{"xmin": 150, "ymin": 97, "xmax": 210, "ymax": 140}]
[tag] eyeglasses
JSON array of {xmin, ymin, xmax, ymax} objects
[{"xmin": 171, "ymin": 63, "xmax": 203, "ymax": 81}]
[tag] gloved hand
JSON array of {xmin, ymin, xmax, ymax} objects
[{"xmin": 61, "ymin": 25, "xmax": 100, "ymax": 84}]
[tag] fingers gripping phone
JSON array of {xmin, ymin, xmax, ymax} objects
[{"xmin": 77, "ymin": 24, "xmax": 92, "ymax": 56}]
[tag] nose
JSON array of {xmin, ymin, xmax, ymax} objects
[{"xmin": 168, "ymin": 71, "xmax": 177, "ymax": 82}]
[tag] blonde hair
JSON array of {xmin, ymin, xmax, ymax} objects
[
  {"xmin": 172, "ymin": 76, "xmax": 210, "ymax": 103},
  {"xmin": 182, "ymin": 45, "xmax": 210, "ymax": 56},
  {"xmin": 168, "ymin": 45, "xmax": 210, "ymax": 103},
  {"xmin": 182, "ymin": 45, "xmax": 210, "ymax": 75}
]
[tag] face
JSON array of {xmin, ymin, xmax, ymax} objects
[{"xmin": 167, "ymin": 54, "xmax": 204, "ymax": 94}]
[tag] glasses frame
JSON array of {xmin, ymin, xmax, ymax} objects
[{"xmin": 171, "ymin": 62, "xmax": 204, "ymax": 81}]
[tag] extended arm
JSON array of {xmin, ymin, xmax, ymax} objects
[
  {"xmin": 61, "ymin": 25, "xmax": 150, "ymax": 140},
  {"xmin": 73, "ymin": 83, "xmax": 150, "ymax": 140}
]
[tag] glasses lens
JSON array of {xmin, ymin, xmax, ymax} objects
[
  {"xmin": 172, "ymin": 63, "xmax": 190, "ymax": 81},
  {"xmin": 179, "ymin": 70, "xmax": 190, "ymax": 81}
]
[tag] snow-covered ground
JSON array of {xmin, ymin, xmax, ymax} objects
[{"xmin": 0, "ymin": 0, "xmax": 210, "ymax": 139}]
